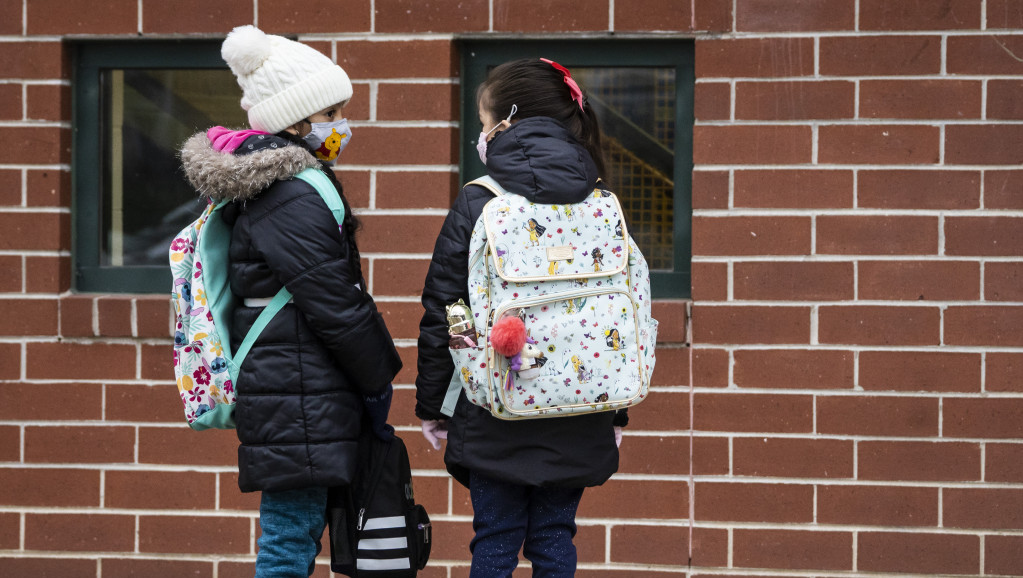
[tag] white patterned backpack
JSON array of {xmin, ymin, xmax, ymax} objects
[
  {"xmin": 441, "ymin": 176, "xmax": 658, "ymax": 420},
  {"xmin": 170, "ymin": 167, "xmax": 343, "ymax": 430}
]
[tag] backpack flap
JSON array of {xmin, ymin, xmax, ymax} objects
[{"xmin": 482, "ymin": 190, "xmax": 630, "ymax": 283}]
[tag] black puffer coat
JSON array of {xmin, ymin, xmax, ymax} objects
[
  {"xmin": 181, "ymin": 131, "xmax": 401, "ymax": 493},
  {"xmin": 416, "ymin": 117, "xmax": 625, "ymax": 489}
]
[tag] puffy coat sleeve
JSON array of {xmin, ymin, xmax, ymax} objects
[
  {"xmin": 249, "ymin": 179, "xmax": 401, "ymax": 396},
  {"xmin": 415, "ymin": 185, "xmax": 493, "ymax": 420}
]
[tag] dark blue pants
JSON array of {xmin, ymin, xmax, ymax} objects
[{"xmin": 469, "ymin": 471, "xmax": 585, "ymax": 578}]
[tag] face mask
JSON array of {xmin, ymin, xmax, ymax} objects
[
  {"xmin": 476, "ymin": 104, "xmax": 517, "ymax": 165},
  {"xmin": 303, "ymin": 118, "xmax": 352, "ymax": 164}
]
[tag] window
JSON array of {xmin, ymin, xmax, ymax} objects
[
  {"xmin": 460, "ymin": 39, "xmax": 694, "ymax": 298},
  {"xmin": 73, "ymin": 40, "xmax": 246, "ymax": 293}
]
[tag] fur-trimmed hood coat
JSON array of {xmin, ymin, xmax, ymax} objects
[{"xmin": 181, "ymin": 130, "xmax": 402, "ymax": 493}]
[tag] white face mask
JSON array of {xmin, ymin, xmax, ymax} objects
[
  {"xmin": 303, "ymin": 118, "xmax": 351, "ymax": 164},
  {"xmin": 476, "ymin": 104, "xmax": 517, "ymax": 165}
]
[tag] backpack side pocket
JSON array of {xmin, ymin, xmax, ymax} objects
[{"xmin": 406, "ymin": 503, "xmax": 431, "ymax": 571}]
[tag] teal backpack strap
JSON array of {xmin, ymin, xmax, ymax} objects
[
  {"xmin": 232, "ymin": 167, "xmax": 346, "ymax": 369},
  {"xmin": 441, "ymin": 372, "xmax": 462, "ymax": 417},
  {"xmin": 466, "ymin": 175, "xmax": 506, "ymax": 197}
]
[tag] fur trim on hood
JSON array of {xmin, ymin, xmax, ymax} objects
[{"xmin": 180, "ymin": 132, "xmax": 320, "ymax": 202}]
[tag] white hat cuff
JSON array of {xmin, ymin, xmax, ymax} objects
[{"xmin": 247, "ymin": 65, "xmax": 353, "ymax": 133}]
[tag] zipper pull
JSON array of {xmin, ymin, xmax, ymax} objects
[
  {"xmin": 418, "ymin": 522, "xmax": 431, "ymax": 543},
  {"xmin": 357, "ymin": 508, "xmax": 365, "ymax": 531}
]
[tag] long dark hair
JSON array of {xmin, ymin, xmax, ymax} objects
[
  {"xmin": 477, "ymin": 58, "xmax": 607, "ymax": 179},
  {"xmin": 276, "ymin": 130, "xmax": 365, "ymax": 286}
]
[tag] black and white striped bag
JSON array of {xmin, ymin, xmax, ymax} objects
[{"xmin": 329, "ymin": 434, "xmax": 431, "ymax": 577}]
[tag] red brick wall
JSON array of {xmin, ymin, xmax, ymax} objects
[{"xmin": 0, "ymin": 0, "xmax": 1020, "ymax": 576}]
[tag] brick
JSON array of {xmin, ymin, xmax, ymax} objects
[
  {"xmin": 946, "ymin": 306, "xmax": 1023, "ymax": 347},
  {"xmin": 858, "ymin": 169, "xmax": 980, "ymax": 210},
  {"xmin": 0, "ymin": 426, "xmax": 17, "ymax": 461},
  {"xmin": 651, "ymin": 346, "xmax": 689, "ymax": 387},
  {"xmin": 26, "ymin": 169, "xmax": 70, "ymax": 208},
  {"xmin": 982, "ymin": 168, "xmax": 1023, "ymax": 209},
  {"xmin": 696, "ymin": 38, "xmax": 815, "ymax": 78},
  {"xmin": 142, "ymin": 0, "xmax": 252, "ymax": 33},
  {"xmin": 575, "ymin": 524, "xmax": 607, "ymax": 564},
  {"xmin": 60, "ymin": 295, "xmax": 94, "ymax": 337},
  {"xmin": 354, "ymin": 214, "xmax": 445, "ymax": 254},
  {"xmin": 219, "ymin": 473, "xmax": 261, "ymax": 512},
  {"xmin": 0, "ymin": 84, "xmax": 20, "ymax": 120},
  {"xmin": 610, "ymin": 525, "xmax": 687, "ymax": 565},
  {"xmin": 578, "ymin": 479, "xmax": 686, "ymax": 519},
  {"xmin": 377, "ymin": 83, "xmax": 457, "ymax": 121},
  {"xmin": 25, "ymin": 256, "xmax": 70, "ymax": 293},
  {"xmin": 695, "ymin": 0, "xmax": 733, "ymax": 31},
  {"xmin": 734, "ymin": 261, "xmax": 853, "ymax": 301},
  {"xmin": 0, "ymin": 41, "xmax": 66, "ymax": 80},
  {"xmin": 0, "ymin": 344, "xmax": 18, "ymax": 380},
  {"xmin": 735, "ymin": 80, "xmax": 853, "ymax": 120},
  {"xmin": 734, "ymin": 529, "xmax": 852, "ymax": 571},
  {"xmin": 614, "ymin": 0, "xmax": 695, "ymax": 32},
  {"xmin": 819, "ymin": 305, "xmax": 940, "ymax": 346},
  {"xmin": 693, "ymin": 347, "xmax": 729, "ymax": 388},
  {"xmin": 136, "ymin": 296, "xmax": 173, "ymax": 338},
  {"xmin": 988, "ymin": 535, "xmax": 1023, "ymax": 576},
  {"xmin": 820, "ymin": 36, "xmax": 941, "ymax": 76},
  {"xmin": 859, "ymin": 532, "xmax": 978, "ymax": 574},
  {"xmin": 696, "ymin": 482, "xmax": 812, "ymax": 523},
  {"xmin": 340, "ymin": 41, "xmax": 456, "ymax": 79},
  {"xmin": 693, "ymin": 216, "xmax": 812, "ymax": 256},
  {"xmin": 734, "ymin": 349, "xmax": 854, "ymax": 389},
  {"xmin": 734, "ymin": 438, "xmax": 853, "ymax": 478},
  {"xmin": 818, "ymin": 395, "xmax": 938, "ymax": 437},
  {"xmin": 945, "ymin": 488, "xmax": 1023, "ymax": 530},
  {"xmin": 860, "ymin": 0, "xmax": 981, "ymax": 29},
  {"xmin": 944, "ymin": 398, "xmax": 1023, "ymax": 438},
  {"xmin": 859, "ymin": 441, "xmax": 980, "ymax": 481},
  {"xmin": 0, "ymin": 513, "xmax": 17, "ymax": 549},
  {"xmin": 986, "ymin": 262, "xmax": 1023, "ymax": 301},
  {"xmin": 139, "ymin": 515, "xmax": 251, "ymax": 555},
  {"xmin": 139, "ymin": 426, "xmax": 237, "ymax": 466},
  {"xmin": 694, "ymin": 305, "xmax": 810, "ymax": 345},
  {"xmin": 947, "ymin": 125, "xmax": 1023, "ymax": 165},
  {"xmin": 97, "ymin": 296, "xmax": 133, "ymax": 337},
  {"xmin": 691, "ymin": 261, "xmax": 727, "ymax": 301},
  {"xmin": 0, "ymin": 298, "xmax": 58, "ymax": 336},
  {"xmin": 948, "ymin": 35, "xmax": 1023, "ymax": 75},
  {"xmin": 27, "ymin": 0, "xmax": 136, "ymax": 34},
  {"xmin": 859, "ymin": 260, "xmax": 979, "ymax": 301},
  {"xmin": 0, "ymin": 211, "xmax": 69, "ymax": 251},
  {"xmin": 987, "ymin": 353, "xmax": 1023, "ymax": 393},
  {"xmin": 986, "ymin": 79, "xmax": 1023, "ymax": 120},
  {"xmin": 691, "ymin": 170, "xmax": 728, "ymax": 209},
  {"xmin": 0, "ymin": 255, "xmax": 20, "ymax": 292},
  {"xmin": 392, "ymin": 347, "xmax": 418, "ymax": 389},
  {"xmin": 26, "ymin": 342, "xmax": 136, "ymax": 380},
  {"xmin": 694, "ymin": 393, "xmax": 812, "ymax": 433},
  {"xmin": 377, "ymin": 301, "xmax": 424, "ymax": 341},
  {"xmin": 25, "ymin": 513, "xmax": 134, "ymax": 552},
  {"xmin": 259, "ymin": 0, "xmax": 371, "ymax": 33},
  {"xmin": 988, "ymin": 0, "xmax": 1023, "ymax": 28},
  {"xmin": 817, "ymin": 215, "xmax": 938, "ymax": 255},
  {"xmin": 618, "ymin": 435, "xmax": 690, "ymax": 476},
  {"xmin": 338, "ymin": 168, "xmax": 370, "ymax": 208},
  {"xmin": 106, "ymin": 470, "xmax": 216, "ymax": 510},
  {"xmin": 376, "ymin": 0, "xmax": 487, "ymax": 32},
  {"xmin": 693, "ymin": 125, "xmax": 811, "ymax": 165},
  {"xmin": 0, "ymin": 382, "xmax": 102, "ymax": 421},
  {"xmin": 736, "ymin": 0, "xmax": 853, "ymax": 30},
  {"xmin": 24, "ymin": 426, "xmax": 135, "ymax": 464},
  {"xmin": 370, "ymin": 258, "xmax": 431, "ymax": 297},
  {"xmin": 107, "ymin": 384, "xmax": 183, "ymax": 424},
  {"xmin": 948, "ymin": 217, "xmax": 1023, "ymax": 257},
  {"xmin": 140, "ymin": 341, "xmax": 174, "ymax": 381},
  {"xmin": 859, "ymin": 350, "xmax": 981, "ymax": 392},
  {"xmin": 2, "ymin": 468, "xmax": 99, "ymax": 507},
  {"xmin": 987, "ymin": 444, "xmax": 1023, "ymax": 482},
  {"xmin": 819, "ymin": 124, "xmax": 939, "ymax": 165},
  {"xmin": 0, "ymin": 169, "xmax": 20, "ymax": 206},
  {"xmin": 100, "ymin": 559, "xmax": 213, "ymax": 578},
  {"xmin": 687, "ymin": 527, "xmax": 729, "ymax": 568},
  {"xmin": 494, "ymin": 0, "xmax": 609, "ymax": 31},
  {"xmin": 376, "ymin": 171, "xmax": 459, "ymax": 210},
  {"xmin": 0, "ymin": 125, "xmax": 68, "ymax": 163},
  {"xmin": 626, "ymin": 389, "xmax": 688, "ymax": 431},
  {"xmin": 652, "ymin": 300, "xmax": 688, "ymax": 343},
  {"xmin": 26, "ymin": 84, "xmax": 71, "ymax": 122},
  {"xmin": 694, "ymin": 81, "xmax": 730, "ymax": 121},
  {"xmin": 818, "ymin": 485, "xmax": 938, "ymax": 526},
  {"xmin": 344, "ymin": 127, "xmax": 456, "ymax": 166},
  {"xmin": 734, "ymin": 169, "xmax": 853, "ymax": 209},
  {"xmin": 0, "ymin": 1, "xmax": 20, "ymax": 34},
  {"xmin": 0, "ymin": 557, "xmax": 95, "ymax": 576}
]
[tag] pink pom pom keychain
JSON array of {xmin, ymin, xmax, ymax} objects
[{"xmin": 491, "ymin": 315, "xmax": 526, "ymax": 357}]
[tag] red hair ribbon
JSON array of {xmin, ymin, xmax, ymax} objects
[{"xmin": 540, "ymin": 58, "xmax": 585, "ymax": 112}]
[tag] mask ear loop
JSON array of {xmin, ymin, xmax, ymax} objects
[{"xmin": 505, "ymin": 104, "xmax": 518, "ymax": 122}]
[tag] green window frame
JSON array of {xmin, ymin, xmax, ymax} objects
[
  {"xmin": 460, "ymin": 39, "xmax": 694, "ymax": 299},
  {"xmin": 72, "ymin": 40, "xmax": 236, "ymax": 293}
]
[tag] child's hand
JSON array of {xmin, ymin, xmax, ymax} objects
[
  {"xmin": 421, "ymin": 419, "xmax": 448, "ymax": 450},
  {"xmin": 614, "ymin": 426, "xmax": 623, "ymax": 448}
]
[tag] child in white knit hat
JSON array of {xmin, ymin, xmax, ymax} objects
[{"xmin": 180, "ymin": 25, "xmax": 401, "ymax": 577}]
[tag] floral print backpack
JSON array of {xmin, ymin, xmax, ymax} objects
[
  {"xmin": 170, "ymin": 167, "xmax": 343, "ymax": 430},
  {"xmin": 441, "ymin": 176, "xmax": 658, "ymax": 420}
]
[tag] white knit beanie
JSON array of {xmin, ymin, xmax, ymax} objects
[{"xmin": 221, "ymin": 25, "xmax": 353, "ymax": 134}]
